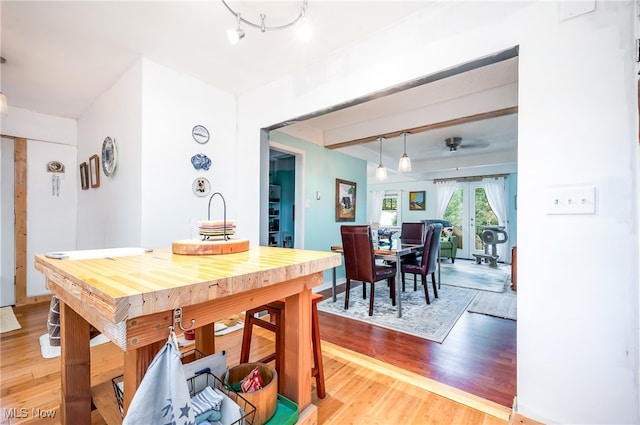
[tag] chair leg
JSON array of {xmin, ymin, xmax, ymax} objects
[
  {"xmin": 422, "ymin": 274, "xmax": 430, "ymax": 304},
  {"xmin": 368, "ymin": 282, "xmax": 375, "ymax": 316},
  {"xmin": 430, "ymin": 272, "xmax": 438, "ymax": 299},
  {"xmin": 363, "ymin": 280, "xmax": 367, "ymax": 299},
  {"xmin": 344, "ymin": 279, "xmax": 351, "ymax": 310},
  {"xmin": 401, "ymin": 272, "xmax": 406, "ymax": 292},
  {"xmin": 311, "ymin": 300, "xmax": 326, "ymax": 398},
  {"xmin": 413, "ymin": 273, "xmax": 418, "ymax": 291},
  {"xmin": 240, "ymin": 309, "xmax": 256, "ymax": 363}
]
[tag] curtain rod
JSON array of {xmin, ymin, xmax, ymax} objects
[{"xmin": 433, "ymin": 174, "xmax": 508, "ymax": 184}]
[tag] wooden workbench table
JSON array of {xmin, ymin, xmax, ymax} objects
[{"xmin": 35, "ymin": 246, "xmax": 341, "ymax": 425}]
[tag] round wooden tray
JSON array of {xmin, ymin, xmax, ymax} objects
[{"xmin": 172, "ymin": 238, "xmax": 250, "ymax": 255}]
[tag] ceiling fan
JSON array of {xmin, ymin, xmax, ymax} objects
[{"xmin": 444, "ymin": 136, "xmax": 490, "ymax": 152}]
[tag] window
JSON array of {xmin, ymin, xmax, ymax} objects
[{"xmin": 380, "ymin": 193, "xmax": 398, "ymax": 226}]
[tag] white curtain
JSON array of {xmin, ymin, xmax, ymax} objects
[
  {"xmin": 483, "ymin": 177, "xmax": 509, "ymax": 262},
  {"xmin": 435, "ymin": 180, "xmax": 456, "ymax": 218},
  {"xmin": 368, "ymin": 190, "xmax": 384, "ymax": 225}
]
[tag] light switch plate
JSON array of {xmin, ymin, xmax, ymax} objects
[{"xmin": 546, "ymin": 185, "xmax": 596, "ymax": 215}]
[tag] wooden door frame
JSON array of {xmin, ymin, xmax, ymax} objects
[{"xmin": 3, "ymin": 134, "xmax": 50, "ymax": 306}]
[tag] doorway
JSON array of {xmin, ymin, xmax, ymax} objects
[
  {"xmin": 443, "ymin": 180, "xmax": 509, "ymax": 262},
  {"xmin": 269, "ymin": 147, "xmax": 296, "ymax": 248}
]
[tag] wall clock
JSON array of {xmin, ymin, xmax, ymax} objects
[
  {"xmin": 192, "ymin": 125, "xmax": 210, "ymax": 144},
  {"xmin": 101, "ymin": 137, "xmax": 118, "ymax": 177}
]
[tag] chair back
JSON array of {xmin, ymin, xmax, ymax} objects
[
  {"xmin": 340, "ymin": 225, "xmax": 376, "ymax": 284},
  {"xmin": 424, "ymin": 223, "xmax": 443, "ymax": 274},
  {"xmin": 400, "ymin": 222, "xmax": 425, "ymax": 245}
]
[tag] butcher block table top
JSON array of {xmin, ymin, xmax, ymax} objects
[
  {"xmin": 35, "ymin": 245, "xmax": 341, "ymax": 424},
  {"xmin": 35, "ymin": 246, "xmax": 340, "ymax": 348}
]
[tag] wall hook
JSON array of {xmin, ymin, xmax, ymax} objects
[{"xmin": 170, "ymin": 307, "xmax": 195, "ymax": 332}]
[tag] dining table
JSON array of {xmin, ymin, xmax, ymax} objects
[
  {"xmin": 330, "ymin": 239, "xmax": 431, "ymax": 318},
  {"xmin": 34, "ymin": 245, "xmax": 341, "ymax": 425}
]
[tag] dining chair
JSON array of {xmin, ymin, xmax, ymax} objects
[
  {"xmin": 340, "ymin": 225, "xmax": 397, "ymax": 316},
  {"xmin": 399, "ymin": 222, "xmax": 425, "ymax": 245},
  {"xmin": 400, "ymin": 223, "xmax": 442, "ymax": 304}
]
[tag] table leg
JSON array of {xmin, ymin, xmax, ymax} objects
[
  {"xmin": 123, "ymin": 340, "xmax": 164, "ymax": 415},
  {"xmin": 282, "ymin": 288, "xmax": 312, "ymax": 410},
  {"xmin": 195, "ymin": 323, "xmax": 215, "ymax": 355},
  {"xmin": 332, "ymin": 266, "xmax": 337, "ymax": 302},
  {"xmin": 60, "ymin": 302, "xmax": 91, "ymax": 425},
  {"xmin": 396, "ymin": 252, "xmax": 402, "ymax": 318}
]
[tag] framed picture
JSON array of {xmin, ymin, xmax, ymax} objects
[
  {"xmin": 335, "ymin": 178, "xmax": 357, "ymax": 222},
  {"xmin": 89, "ymin": 154, "xmax": 100, "ymax": 188},
  {"xmin": 79, "ymin": 162, "xmax": 89, "ymax": 190},
  {"xmin": 409, "ymin": 191, "xmax": 425, "ymax": 211}
]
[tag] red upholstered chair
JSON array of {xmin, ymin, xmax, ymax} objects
[
  {"xmin": 340, "ymin": 225, "xmax": 396, "ymax": 316},
  {"xmin": 400, "ymin": 222, "xmax": 425, "ymax": 245},
  {"xmin": 400, "ymin": 223, "xmax": 442, "ymax": 304}
]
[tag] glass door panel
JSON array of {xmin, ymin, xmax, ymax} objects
[
  {"xmin": 443, "ymin": 182, "xmax": 499, "ymax": 260},
  {"xmin": 471, "ymin": 182, "xmax": 499, "ymax": 257}
]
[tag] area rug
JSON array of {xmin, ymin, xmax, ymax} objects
[
  {"xmin": 39, "ymin": 333, "xmax": 110, "ymax": 359},
  {"xmin": 439, "ymin": 260, "xmax": 510, "ymax": 293},
  {"xmin": 467, "ymin": 288, "xmax": 517, "ymax": 320},
  {"xmin": 0, "ymin": 306, "xmax": 21, "ymax": 333},
  {"xmin": 318, "ymin": 283, "xmax": 477, "ymax": 343}
]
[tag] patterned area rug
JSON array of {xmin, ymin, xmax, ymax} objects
[
  {"xmin": 467, "ymin": 287, "xmax": 517, "ymax": 320},
  {"xmin": 318, "ymin": 283, "xmax": 477, "ymax": 343},
  {"xmin": 439, "ymin": 260, "xmax": 510, "ymax": 293}
]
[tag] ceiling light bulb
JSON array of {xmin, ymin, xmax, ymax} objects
[
  {"xmin": 376, "ymin": 164, "xmax": 388, "ymax": 181},
  {"xmin": 398, "ymin": 153, "xmax": 411, "ymax": 172},
  {"xmin": 227, "ymin": 27, "xmax": 245, "ymax": 44},
  {"xmin": 398, "ymin": 132, "xmax": 411, "ymax": 172},
  {"xmin": 0, "ymin": 92, "xmax": 7, "ymax": 116}
]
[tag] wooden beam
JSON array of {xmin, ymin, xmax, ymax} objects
[
  {"xmin": 324, "ymin": 106, "xmax": 518, "ymax": 150},
  {"xmin": 15, "ymin": 137, "xmax": 27, "ymax": 306}
]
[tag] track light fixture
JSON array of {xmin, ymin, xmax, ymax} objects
[
  {"xmin": 398, "ymin": 132, "xmax": 412, "ymax": 172},
  {"xmin": 376, "ymin": 137, "xmax": 388, "ymax": 181},
  {"xmin": 227, "ymin": 12, "xmax": 245, "ymax": 45},
  {"xmin": 222, "ymin": 0, "xmax": 310, "ymax": 44}
]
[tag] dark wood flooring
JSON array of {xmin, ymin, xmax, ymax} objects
[{"xmin": 316, "ymin": 277, "xmax": 517, "ymax": 407}]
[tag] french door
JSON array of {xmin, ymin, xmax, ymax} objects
[{"xmin": 443, "ymin": 182, "xmax": 499, "ymax": 260}]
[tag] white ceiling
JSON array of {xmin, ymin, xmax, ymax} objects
[{"xmin": 1, "ymin": 1, "xmax": 518, "ymax": 180}]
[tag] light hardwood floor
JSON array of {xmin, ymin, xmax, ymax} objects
[{"xmin": 0, "ymin": 301, "xmax": 510, "ymax": 425}]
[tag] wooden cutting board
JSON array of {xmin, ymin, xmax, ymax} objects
[{"xmin": 172, "ymin": 238, "xmax": 250, "ymax": 255}]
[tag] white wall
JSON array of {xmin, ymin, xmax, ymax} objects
[
  {"xmin": 237, "ymin": 2, "xmax": 638, "ymax": 423},
  {"xmin": 140, "ymin": 60, "xmax": 237, "ymax": 248},
  {"xmin": 77, "ymin": 60, "xmax": 143, "ymax": 249},
  {"xmin": 0, "ymin": 107, "xmax": 77, "ymax": 298}
]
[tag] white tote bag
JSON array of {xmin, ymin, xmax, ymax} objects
[{"xmin": 123, "ymin": 332, "xmax": 196, "ymax": 425}]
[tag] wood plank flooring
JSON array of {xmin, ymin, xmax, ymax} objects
[
  {"xmin": 0, "ymin": 294, "xmax": 514, "ymax": 425},
  {"xmin": 316, "ymin": 281, "xmax": 517, "ymax": 407}
]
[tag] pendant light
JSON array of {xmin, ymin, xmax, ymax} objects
[
  {"xmin": 398, "ymin": 132, "xmax": 412, "ymax": 172},
  {"xmin": 375, "ymin": 137, "xmax": 388, "ymax": 181}
]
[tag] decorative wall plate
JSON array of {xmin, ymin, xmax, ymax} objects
[
  {"xmin": 192, "ymin": 177, "xmax": 211, "ymax": 197},
  {"xmin": 47, "ymin": 161, "xmax": 65, "ymax": 173},
  {"xmin": 191, "ymin": 153, "xmax": 211, "ymax": 170},
  {"xmin": 192, "ymin": 125, "xmax": 210, "ymax": 144},
  {"xmin": 101, "ymin": 137, "xmax": 118, "ymax": 177}
]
